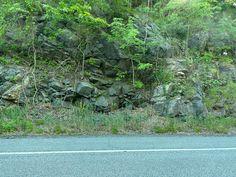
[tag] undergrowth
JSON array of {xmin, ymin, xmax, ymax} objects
[{"xmin": 1, "ymin": 105, "xmax": 236, "ymax": 135}]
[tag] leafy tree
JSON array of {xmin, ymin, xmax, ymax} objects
[
  {"xmin": 108, "ymin": 17, "xmax": 145, "ymax": 85},
  {"xmin": 154, "ymin": 0, "xmax": 213, "ymax": 55},
  {"xmin": 44, "ymin": 0, "xmax": 108, "ymax": 78},
  {"xmin": 0, "ymin": 0, "xmax": 42, "ymax": 53},
  {"xmin": 0, "ymin": 0, "xmax": 108, "ymax": 78}
]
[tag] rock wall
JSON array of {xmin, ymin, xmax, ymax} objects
[
  {"xmin": 0, "ymin": 64, "xmax": 148, "ymax": 112},
  {"xmin": 2, "ymin": 55, "xmax": 236, "ymax": 119}
]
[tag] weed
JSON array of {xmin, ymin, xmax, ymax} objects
[{"xmin": 111, "ymin": 127, "xmax": 119, "ymax": 134}]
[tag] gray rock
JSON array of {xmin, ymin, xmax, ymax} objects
[
  {"xmin": 95, "ymin": 96, "xmax": 110, "ymax": 112},
  {"xmin": 108, "ymin": 83, "xmax": 122, "ymax": 96},
  {"xmin": 108, "ymin": 96, "xmax": 120, "ymax": 110},
  {"xmin": 0, "ymin": 81, "xmax": 13, "ymax": 94},
  {"xmin": 2, "ymin": 76, "xmax": 29, "ymax": 102},
  {"xmin": 188, "ymin": 32, "xmax": 209, "ymax": 51},
  {"xmin": 89, "ymin": 76, "xmax": 113, "ymax": 88},
  {"xmin": 63, "ymin": 79, "xmax": 71, "ymax": 86},
  {"xmin": 166, "ymin": 97, "xmax": 196, "ymax": 117},
  {"xmin": 153, "ymin": 95, "xmax": 207, "ymax": 118},
  {"xmin": 210, "ymin": 110, "xmax": 227, "ymax": 117},
  {"xmin": 219, "ymin": 63, "xmax": 236, "ymax": 82},
  {"xmin": 166, "ymin": 97, "xmax": 183, "ymax": 117},
  {"xmin": 95, "ymin": 96, "xmax": 109, "ymax": 108},
  {"xmin": 48, "ymin": 79, "xmax": 64, "ymax": 91},
  {"xmin": 108, "ymin": 87, "xmax": 118, "ymax": 96},
  {"xmin": 121, "ymin": 84, "xmax": 133, "ymax": 95},
  {"xmin": 152, "ymin": 83, "xmax": 174, "ymax": 99},
  {"xmin": 192, "ymin": 95, "xmax": 208, "ymax": 117},
  {"xmin": 153, "ymin": 97, "xmax": 167, "ymax": 115},
  {"xmin": 76, "ymin": 82, "xmax": 95, "ymax": 98},
  {"xmin": 84, "ymin": 39, "xmax": 127, "ymax": 60},
  {"xmin": 0, "ymin": 67, "xmax": 25, "ymax": 82}
]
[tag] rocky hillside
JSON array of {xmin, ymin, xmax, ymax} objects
[{"xmin": 0, "ymin": 0, "xmax": 236, "ymax": 119}]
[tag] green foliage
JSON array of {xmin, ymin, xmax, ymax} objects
[
  {"xmin": 209, "ymin": 15, "xmax": 236, "ymax": 51},
  {"xmin": 137, "ymin": 63, "xmax": 153, "ymax": 70},
  {"xmin": 45, "ymin": 1, "xmax": 107, "ymax": 29},
  {"xmin": 0, "ymin": 56, "xmax": 10, "ymax": 65},
  {"xmin": 134, "ymin": 80, "xmax": 144, "ymax": 89},
  {"xmin": 155, "ymin": 0, "xmax": 213, "ymax": 38},
  {"xmin": 111, "ymin": 126, "xmax": 119, "ymax": 134},
  {"xmin": 205, "ymin": 82, "xmax": 236, "ymax": 110},
  {"xmin": 154, "ymin": 119, "xmax": 179, "ymax": 133},
  {"xmin": 89, "ymin": 0, "xmax": 132, "ymax": 19},
  {"xmin": 116, "ymin": 71, "xmax": 128, "ymax": 81},
  {"xmin": 1, "ymin": 105, "xmax": 236, "ymax": 135},
  {"xmin": 85, "ymin": 58, "xmax": 97, "ymax": 66},
  {"xmin": 154, "ymin": 68, "xmax": 175, "ymax": 84},
  {"xmin": 197, "ymin": 52, "xmax": 233, "ymax": 64},
  {"xmin": 0, "ymin": 0, "xmax": 107, "ymax": 59},
  {"xmin": 109, "ymin": 17, "xmax": 154, "ymax": 85},
  {"xmin": 108, "ymin": 17, "xmax": 144, "ymax": 60},
  {"xmin": 154, "ymin": 116, "xmax": 236, "ymax": 134},
  {"xmin": 0, "ymin": 106, "xmax": 33, "ymax": 133},
  {"xmin": 200, "ymin": 52, "xmax": 214, "ymax": 63}
]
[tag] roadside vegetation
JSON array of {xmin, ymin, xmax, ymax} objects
[
  {"xmin": 1, "ymin": 105, "xmax": 236, "ymax": 136},
  {"xmin": 0, "ymin": 0, "xmax": 236, "ymax": 136}
]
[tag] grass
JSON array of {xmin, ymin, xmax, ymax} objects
[
  {"xmin": 1, "ymin": 105, "xmax": 236, "ymax": 135},
  {"xmin": 154, "ymin": 117, "xmax": 236, "ymax": 134}
]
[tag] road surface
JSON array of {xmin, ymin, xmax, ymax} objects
[{"xmin": 0, "ymin": 136, "xmax": 236, "ymax": 177}]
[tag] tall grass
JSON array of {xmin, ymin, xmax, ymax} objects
[{"xmin": 1, "ymin": 105, "xmax": 236, "ymax": 135}]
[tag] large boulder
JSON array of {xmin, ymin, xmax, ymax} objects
[
  {"xmin": 95, "ymin": 96, "xmax": 110, "ymax": 112},
  {"xmin": 164, "ymin": 97, "xmax": 193, "ymax": 117},
  {"xmin": 191, "ymin": 95, "xmax": 208, "ymax": 117},
  {"xmin": 2, "ymin": 76, "xmax": 29, "ymax": 103},
  {"xmin": 76, "ymin": 82, "xmax": 95, "ymax": 98},
  {"xmin": 151, "ymin": 83, "xmax": 208, "ymax": 117},
  {"xmin": 153, "ymin": 97, "xmax": 167, "ymax": 114}
]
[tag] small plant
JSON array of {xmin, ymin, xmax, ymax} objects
[
  {"xmin": 200, "ymin": 52, "xmax": 214, "ymax": 63},
  {"xmin": 134, "ymin": 80, "xmax": 144, "ymax": 89},
  {"xmin": 0, "ymin": 56, "xmax": 9, "ymax": 65},
  {"xmin": 116, "ymin": 71, "xmax": 127, "ymax": 81},
  {"xmin": 111, "ymin": 126, "xmax": 119, "ymax": 134},
  {"xmin": 86, "ymin": 58, "xmax": 97, "ymax": 66},
  {"xmin": 7, "ymin": 75, "xmax": 18, "ymax": 82},
  {"xmin": 218, "ymin": 56, "xmax": 233, "ymax": 64},
  {"xmin": 53, "ymin": 124, "xmax": 66, "ymax": 134},
  {"xmin": 137, "ymin": 63, "xmax": 153, "ymax": 70}
]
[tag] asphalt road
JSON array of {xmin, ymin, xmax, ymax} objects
[{"xmin": 0, "ymin": 136, "xmax": 236, "ymax": 177}]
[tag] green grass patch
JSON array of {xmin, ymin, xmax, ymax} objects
[
  {"xmin": 154, "ymin": 117, "xmax": 236, "ymax": 134},
  {"xmin": 1, "ymin": 106, "xmax": 236, "ymax": 135}
]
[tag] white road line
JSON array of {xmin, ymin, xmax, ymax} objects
[{"xmin": 1, "ymin": 148, "xmax": 236, "ymax": 155}]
